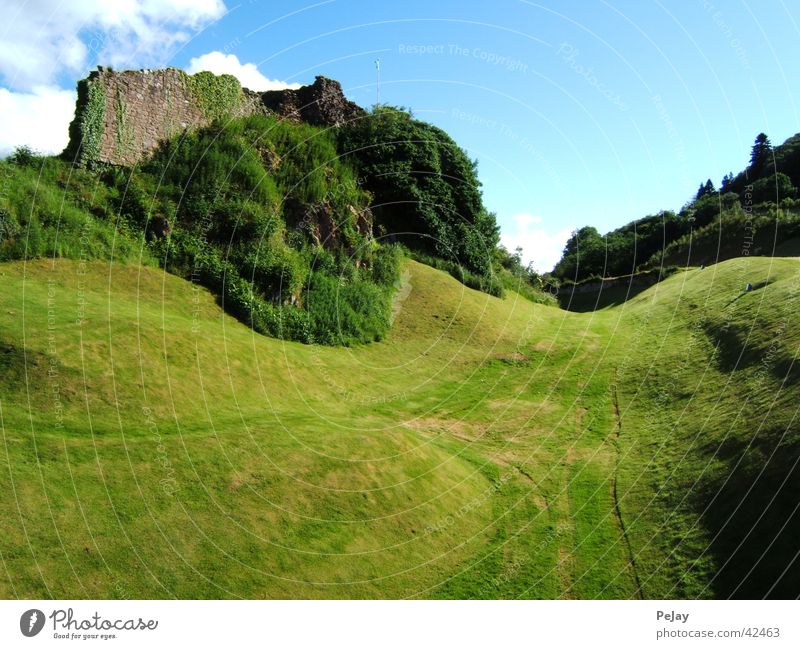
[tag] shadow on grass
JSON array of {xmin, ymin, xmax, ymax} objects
[
  {"xmin": 693, "ymin": 431, "xmax": 800, "ymax": 598},
  {"xmin": 558, "ymin": 282, "xmax": 654, "ymax": 312},
  {"xmin": 724, "ymin": 279, "xmax": 774, "ymax": 307},
  {"xmin": 701, "ymin": 317, "xmax": 800, "ymax": 384}
]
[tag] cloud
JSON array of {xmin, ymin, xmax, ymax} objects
[
  {"xmin": 500, "ymin": 212, "xmax": 573, "ymax": 273},
  {"xmin": 511, "ymin": 213, "xmax": 543, "ymax": 228},
  {"xmin": 0, "ymin": 1, "xmax": 227, "ymax": 156},
  {"xmin": 0, "ymin": 86, "xmax": 76, "ymax": 156},
  {"xmin": 186, "ymin": 52, "xmax": 301, "ymax": 91},
  {"xmin": 0, "ymin": 0, "xmax": 227, "ymax": 91}
]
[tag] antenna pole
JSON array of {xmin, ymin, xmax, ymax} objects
[{"xmin": 375, "ymin": 59, "xmax": 380, "ymax": 107}]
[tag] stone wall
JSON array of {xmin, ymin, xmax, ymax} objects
[
  {"xmin": 567, "ymin": 272, "xmax": 663, "ymax": 294},
  {"xmin": 64, "ymin": 67, "xmax": 365, "ymax": 167},
  {"xmin": 261, "ymin": 76, "xmax": 366, "ymax": 127}
]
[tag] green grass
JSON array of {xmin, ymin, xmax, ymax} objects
[
  {"xmin": 0, "ymin": 255, "xmax": 798, "ymax": 598},
  {"xmin": 0, "ymin": 157, "xmax": 147, "ymax": 264}
]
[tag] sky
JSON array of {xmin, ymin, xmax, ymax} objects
[{"xmin": 1, "ymin": 0, "xmax": 799, "ymax": 271}]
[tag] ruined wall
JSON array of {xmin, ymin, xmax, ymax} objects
[
  {"xmin": 261, "ymin": 76, "xmax": 367, "ymax": 127},
  {"xmin": 64, "ymin": 67, "xmax": 365, "ymax": 167}
]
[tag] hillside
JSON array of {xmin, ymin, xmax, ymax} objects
[
  {"xmin": 2, "ymin": 100, "xmax": 523, "ymax": 344},
  {"xmin": 1, "ymin": 254, "xmax": 797, "ymax": 598},
  {"xmin": 552, "ymin": 131, "xmax": 800, "ymax": 285}
]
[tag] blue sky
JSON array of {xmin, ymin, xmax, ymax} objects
[{"xmin": 1, "ymin": 0, "xmax": 799, "ymax": 270}]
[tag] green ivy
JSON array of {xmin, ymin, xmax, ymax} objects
[
  {"xmin": 114, "ymin": 90, "xmax": 134, "ymax": 159},
  {"xmin": 186, "ymin": 71, "xmax": 243, "ymax": 121},
  {"xmin": 80, "ymin": 80, "xmax": 106, "ymax": 164}
]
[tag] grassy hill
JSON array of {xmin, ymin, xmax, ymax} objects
[{"xmin": 1, "ymin": 253, "xmax": 797, "ymax": 598}]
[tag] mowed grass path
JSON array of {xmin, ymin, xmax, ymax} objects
[{"xmin": 0, "ymin": 256, "xmax": 797, "ymax": 598}]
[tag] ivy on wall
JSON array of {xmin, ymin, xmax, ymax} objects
[
  {"xmin": 186, "ymin": 71, "xmax": 243, "ymax": 121},
  {"xmin": 114, "ymin": 89, "xmax": 134, "ymax": 160},
  {"xmin": 79, "ymin": 80, "xmax": 106, "ymax": 164}
]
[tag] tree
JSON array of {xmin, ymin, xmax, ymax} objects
[
  {"xmin": 553, "ymin": 226, "xmax": 606, "ymax": 281},
  {"xmin": 750, "ymin": 132, "xmax": 773, "ymax": 171},
  {"xmin": 750, "ymin": 172, "xmax": 797, "ymax": 204},
  {"xmin": 720, "ymin": 172, "xmax": 734, "ymax": 191},
  {"xmin": 695, "ymin": 178, "xmax": 715, "ymax": 200},
  {"xmin": 695, "ymin": 182, "xmax": 705, "ymax": 200}
]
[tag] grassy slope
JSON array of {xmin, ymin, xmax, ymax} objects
[
  {"xmin": 0, "ymin": 256, "xmax": 797, "ymax": 598},
  {"xmin": 613, "ymin": 257, "xmax": 800, "ymax": 598}
]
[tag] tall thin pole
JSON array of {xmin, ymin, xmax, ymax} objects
[{"xmin": 375, "ymin": 59, "xmax": 380, "ymax": 107}]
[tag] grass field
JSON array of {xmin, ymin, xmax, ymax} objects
[{"xmin": 0, "ymin": 255, "xmax": 798, "ymax": 598}]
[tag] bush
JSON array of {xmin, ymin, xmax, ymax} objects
[
  {"xmin": 244, "ymin": 242, "xmax": 308, "ymax": 301},
  {"xmin": 0, "ymin": 159, "xmax": 144, "ymax": 263},
  {"xmin": 8, "ymin": 145, "xmax": 39, "ymax": 167},
  {"xmin": 370, "ymin": 243, "xmax": 403, "ymax": 286},
  {"xmin": 338, "ymin": 106, "xmax": 500, "ymax": 279},
  {"xmin": 129, "ymin": 115, "xmax": 402, "ymax": 344},
  {"xmin": 305, "ymin": 272, "xmax": 391, "ymax": 345}
]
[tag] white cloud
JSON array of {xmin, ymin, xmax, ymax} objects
[
  {"xmin": 500, "ymin": 212, "xmax": 573, "ymax": 273},
  {"xmin": 186, "ymin": 52, "xmax": 301, "ymax": 91},
  {"xmin": 0, "ymin": 0, "xmax": 227, "ymax": 156},
  {"xmin": 0, "ymin": 86, "xmax": 76, "ymax": 156},
  {"xmin": 0, "ymin": 0, "xmax": 227, "ymax": 90},
  {"xmin": 511, "ymin": 213, "xmax": 542, "ymax": 228}
]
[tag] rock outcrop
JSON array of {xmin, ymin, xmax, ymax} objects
[{"xmin": 261, "ymin": 76, "xmax": 363, "ymax": 127}]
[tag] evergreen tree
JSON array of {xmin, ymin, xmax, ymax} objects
[
  {"xmin": 696, "ymin": 182, "xmax": 706, "ymax": 200},
  {"xmin": 695, "ymin": 178, "xmax": 715, "ymax": 200},
  {"xmin": 750, "ymin": 132, "xmax": 773, "ymax": 171}
]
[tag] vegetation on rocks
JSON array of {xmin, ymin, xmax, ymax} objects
[
  {"xmin": 185, "ymin": 70, "xmax": 244, "ymax": 121},
  {"xmin": 2, "ymin": 103, "xmax": 552, "ymax": 344}
]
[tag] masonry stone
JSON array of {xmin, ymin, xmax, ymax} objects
[{"xmin": 64, "ymin": 67, "xmax": 365, "ymax": 167}]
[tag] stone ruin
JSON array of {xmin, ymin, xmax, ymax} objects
[{"xmin": 63, "ymin": 66, "xmax": 365, "ymax": 167}]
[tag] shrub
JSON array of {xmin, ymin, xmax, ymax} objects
[
  {"xmin": 133, "ymin": 115, "xmax": 399, "ymax": 344},
  {"xmin": 8, "ymin": 145, "xmax": 39, "ymax": 167},
  {"xmin": 370, "ymin": 243, "xmax": 403, "ymax": 286},
  {"xmin": 338, "ymin": 106, "xmax": 500, "ymax": 279},
  {"xmin": 305, "ymin": 272, "xmax": 391, "ymax": 345}
]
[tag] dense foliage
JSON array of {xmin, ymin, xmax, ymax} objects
[
  {"xmin": 554, "ymin": 132, "xmax": 800, "ymax": 282},
  {"xmin": 553, "ymin": 212, "xmax": 690, "ymax": 281},
  {"xmin": 1, "ymin": 114, "xmax": 403, "ymax": 345},
  {"xmin": 4, "ymin": 104, "xmax": 556, "ymax": 342},
  {"xmin": 337, "ymin": 106, "xmax": 500, "ymax": 277},
  {"xmin": 647, "ymin": 203, "xmax": 800, "ymax": 268},
  {"xmin": 0, "ymin": 150, "xmax": 142, "ymax": 262},
  {"xmin": 118, "ymin": 114, "xmax": 406, "ymax": 345}
]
